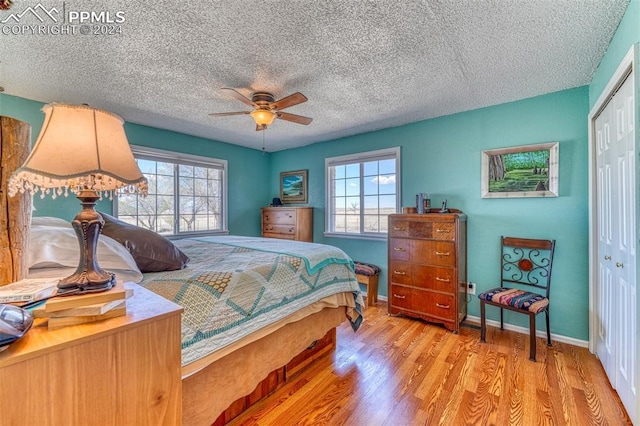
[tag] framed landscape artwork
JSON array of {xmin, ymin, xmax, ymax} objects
[
  {"xmin": 481, "ymin": 142, "xmax": 559, "ymax": 198},
  {"xmin": 280, "ymin": 169, "xmax": 308, "ymax": 203}
]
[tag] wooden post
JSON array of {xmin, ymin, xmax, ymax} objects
[{"xmin": 0, "ymin": 116, "xmax": 32, "ymax": 286}]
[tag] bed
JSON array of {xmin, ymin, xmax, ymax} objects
[{"xmin": 23, "ymin": 218, "xmax": 364, "ymax": 425}]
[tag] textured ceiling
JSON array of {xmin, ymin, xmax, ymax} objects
[{"xmin": 0, "ymin": 0, "xmax": 629, "ymax": 152}]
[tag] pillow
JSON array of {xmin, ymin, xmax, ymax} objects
[
  {"xmin": 100, "ymin": 212, "xmax": 190, "ymax": 273},
  {"xmin": 28, "ymin": 224, "xmax": 143, "ymax": 283}
]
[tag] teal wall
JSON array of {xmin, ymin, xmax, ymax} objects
[
  {"xmin": 0, "ymin": 94, "xmax": 270, "ymax": 236},
  {"xmin": 589, "ymin": 0, "xmax": 639, "ymax": 108},
  {"xmin": 271, "ymin": 87, "xmax": 590, "ymax": 340}
]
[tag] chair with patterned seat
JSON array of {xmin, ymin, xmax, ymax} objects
[{"xmin": 478, "ymin": 236, "xmax": 556, "ymax": 361}]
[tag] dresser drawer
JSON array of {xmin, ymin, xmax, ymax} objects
[
  {"xmin": 389, "ymin": 286, "xmax": 456, "ymax": 321},
  {"xmin": 262, "ymin": 209, "xmax": 296, "ymax": 225},
  {"xmin": 431, "ymin": 222, "xmax": 455, "ymax": 241},
  {"xmin": 263, "ymin": 224, "xmax": 296, "ymax": 236},
  {"xmin": 389, "ymin": 285, "xmax": 422, "ymax": 311},
  {"xmin": 389, "ymin": 261, "xmax": 412, "ymax": 285},
  {"xmin": 422, "ymin": 293, "xmax": 456, "ymax": 320},
  {"xmin": 411, "ymin": 265, "xmax": 456, "ymax": 293},
  {"xmin": 389, "ymin": 238, "xmax": 411, "ymax": 261},
  {"xmin": 412, "ymin": 240, "xmax": 456, "ymax": 267},
  {"xmin": 389, "ymin": 219, "xmax": 409, "ymax": 238}
]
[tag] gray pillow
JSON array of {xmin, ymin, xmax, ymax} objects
[{"xmin": 100, "ymin": 212, "xmax": 190, "ymax": 273}]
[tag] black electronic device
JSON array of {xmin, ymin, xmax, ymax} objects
[
  {"xmin": 439, "ymin": 199, "xmax": 449, "ymax": 213},
  {"xmin": 0, "ymin": 304, "xmax": 34, "ymax": 351},
  {"xmin": 271, "ymin": 197, "xmax": 283, "ymax": 206}
]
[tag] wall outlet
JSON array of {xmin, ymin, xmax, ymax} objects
[{"xmin": 467, "ymin": 282, "xmax": 476, "ymax": 295}]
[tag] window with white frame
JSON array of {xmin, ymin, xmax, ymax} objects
[
  {"xmin": 115, "ymin": 146, "xmax": 227, "ymax": 236},
  {"xmin": 325, "ymin": 147, "xmax": 400, "ymax": 239}
]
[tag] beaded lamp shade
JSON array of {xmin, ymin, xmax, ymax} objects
[{"xmin": 8, "ymin": 103, "xmax": 147, "ymax": 295}]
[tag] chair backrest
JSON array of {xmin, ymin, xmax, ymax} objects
[{"xmin": 501, "ymin": 236, "xmax": 556, "ymax": 298}]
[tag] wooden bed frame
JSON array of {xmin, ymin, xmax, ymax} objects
[{"xmin": 1, "ymin": 116, "xmax": 346, "ymax": 425}]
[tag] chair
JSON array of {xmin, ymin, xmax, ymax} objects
[{"xmin": 478, "ymin": 236, "xmax": 556, "ymax": 361}]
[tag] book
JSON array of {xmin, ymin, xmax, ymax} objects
[
  {"xmin": 32, "ymin": 297, "xmax": 129, "ymax": 318},
  {"xmin": 0, "ymin": 278, "xmax": 58, "ymax": 304},
  {"xmin": 44, "ymin": 281, "xmax": 132, "ymax": 313},
  {"xmin": 47, "ymin": 302, "xmax": 127, "ymax": 330}
]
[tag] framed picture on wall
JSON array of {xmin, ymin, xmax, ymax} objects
[
  {"xmin": 280, "ymin": 169, "xmax": 308, "ymax": 203},
  {"xmin": 481, "ymin": 142, "xmax": 559, "ymax": 198}
]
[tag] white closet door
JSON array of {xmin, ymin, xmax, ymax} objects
[
  {"xmin": 595, "ymin": 73, "xmax": 637, "ymax": 423},
  {"xmin": 612, "ymin": 73, "xmax": 637, "ymax": 421},
  {"xmin": 595, "ymin": 100, "xmax": 615, "ymax": 381}
]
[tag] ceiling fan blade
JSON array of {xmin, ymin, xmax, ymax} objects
[
  {"xmin": 208, "ymin": 111, "xmax": 251, "ymax": 117},
  {"xmin": 276, "ymin": 111, "xmax": 313, "ymax": 125},
  {"xmin": 256, "ymin": 124, "xmax": 267, "ymax": 131},
  {"xmin": 221, "ymin": 87, "xmax": 258, "ymax": 108},
  {"xmin": 271, "ymin": 92, "xmax": 307, "ymax": 111}
]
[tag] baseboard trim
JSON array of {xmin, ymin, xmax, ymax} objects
[
  {"xmin": 374, "ymin": 296, "xmax": 588, "ymax": 349},
  {"xmin": 464, "ymin": 315, "xmax": 589, "ymax": 348}
]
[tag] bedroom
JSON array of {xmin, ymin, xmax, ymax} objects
[{"xmin": 0, "ymin": 0, "xmax": 639, "ymax": 425}]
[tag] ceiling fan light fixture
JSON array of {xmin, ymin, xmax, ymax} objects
[{"xmin": 250, "ymin": 109, "xmax": 276, "ymax": 126}]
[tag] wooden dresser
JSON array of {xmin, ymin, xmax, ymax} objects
[
  {"xmin": 388, "ymin": 211, "xmax": 467, "ymax": 333},
  {"xmin": 0, "ymin": 283, "xmax": 183, "ymax": 425},
  {"xmin": 261, "ymin": 206, "xmax": 313, "ymax": 242}
]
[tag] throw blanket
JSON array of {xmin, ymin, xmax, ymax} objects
[{"xmin": 140, "ymin": 236, "xmax": 363, "ymax": 366}]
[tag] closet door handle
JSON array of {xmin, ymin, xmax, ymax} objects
[
  {"xmin": 435, "ymin": 303, "xmax": 450, "ymax": 309},
  {"xmin": 616, "ymin": 262, "xmax": 624, "ymax": 268},
  {"xmin": 604, "ymin": 255, "xmax": 611, "ymax": 260},
  {"xmin": 393, "ymin": 293, "xmax": 406, "ymax": 299},
  {"xmin": 435, "ymin": 277, "xmax": 450, "ymax": 282}
]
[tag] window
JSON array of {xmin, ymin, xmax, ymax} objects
[
  {"xmin": 325, "ymin": 147, "xmax": 400, "ymax": 239},
  {"xmin": 115, "ymin": 146, "xmax": 227, "ymax": 236}
]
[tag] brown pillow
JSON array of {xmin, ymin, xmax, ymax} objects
[{"xmin": 100, "ymin": 212, "xmax": 190, "ymax": 273}]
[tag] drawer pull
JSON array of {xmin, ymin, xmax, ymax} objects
[
  {"xmin": 393, "ymin": 293, "xmax": 406, "ymax": 299},
  {"xmin": 393, "ymin": 227, "xmax": 404, "ymax": 231},
  {"xmin": 436, "ymin": 228, "xmax": 450, "ymax": 233},
  {"xmin": 436, "ymin": 303, "xmax": 450, "ymax": 309},
  {"xmin": 393, "ymin": 247, "xmax": 406, "ymax": 252},
  {"xmin": 435, "ymin": 251, "xmax": 451, "ymax": 256},
  {"xmin": 393, "ymin": 270, "xmax": 406, "ymax": 276},
  {"xmin": 435, "ymin": 277, "xmax": 450, "ymax": 282}
]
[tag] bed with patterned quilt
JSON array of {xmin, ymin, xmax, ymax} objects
[{"xmin": 139, "ymin": 235, "xmax": 364, "ymax": 424}]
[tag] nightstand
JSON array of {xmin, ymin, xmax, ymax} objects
[{"xmin": 0, "ymin": 282, "xmax": 183, "ymax": 425}]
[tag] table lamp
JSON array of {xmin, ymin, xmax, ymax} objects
[{"xmin": 8, "ymin": 103, "xmax": 148, "ymax": 295}]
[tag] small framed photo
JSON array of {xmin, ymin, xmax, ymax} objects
[
  {"xmin": 280, "ymin": 169, "xmax": 308, "ymax": 203},
  {"xmin": 481, "ymin": 142, "xmax": 559, "ymax": 198}
]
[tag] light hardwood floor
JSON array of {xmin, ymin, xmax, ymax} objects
[{"xmin": 230, "ymin": 302, "xmax": 631, "ymax": 426}]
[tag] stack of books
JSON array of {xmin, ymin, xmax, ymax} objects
[
  {"xmin": 32, "ymin": 282, "xmax": 133, "ymax": 330},
  {"xmin": 0, "ymin": 278, "xmax": 59, "ymax": 305}
]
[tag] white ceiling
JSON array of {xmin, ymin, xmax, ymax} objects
[{"xmin": 0, "ymin": 0, "xmax": 629, "ymax": 152}]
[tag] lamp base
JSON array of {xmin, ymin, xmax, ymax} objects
[{"xmin": 57, "ymin": 190, "xmax": 115, "ymax": 296}]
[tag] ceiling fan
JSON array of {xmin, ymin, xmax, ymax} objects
[{"xmin": 209, "ymin": 88, "xmax": 313, "ymax": 131}]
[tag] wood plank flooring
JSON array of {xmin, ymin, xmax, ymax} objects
[{"xmin": 229, "ymin": 302, "xmax": 632, "ymax": 426}]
